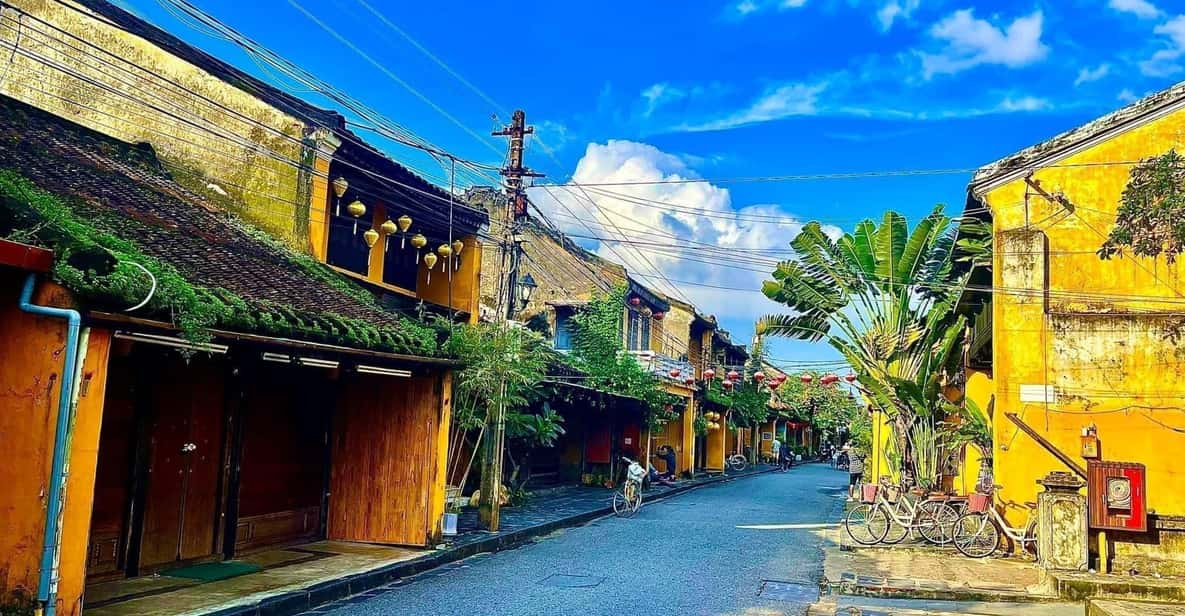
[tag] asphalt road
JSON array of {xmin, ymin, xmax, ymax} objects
[{"xmin": 315, "ymin": 463, "xmax": 848, "ymax": 616}]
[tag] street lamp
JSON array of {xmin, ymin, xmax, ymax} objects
[{"xmin": 516, "ymin": 273, "xmax": 537, "ymax": 310}]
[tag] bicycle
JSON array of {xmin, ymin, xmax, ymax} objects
[
  {"xmin": 726, "ymin": 453, "xmax": 748, "ymax": 472},
  {"xmin": 952, "ymin": 485, "xmax": 1038, "ymax": 559},
  {"xmin": 612, "ymin": 456, "xmax": 645, "ymax": 517},
  {"xmin": 845, "ymin": 481, "xmax": 960, "ymax": 546}
]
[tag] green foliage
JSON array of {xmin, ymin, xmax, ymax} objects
[
  {"xmin": 941, "ymin": 396, "xmax": 992, "ymax": 457},
  {"xmin": 705, "ymin": 380, "xmax": 769, "ymax": 427},
  {"xmin": 848, "ymin": 409, "xmax": 873, "ymax": 456},
  {"xmin": 693, "ymin": 413, "xmax": 710, "ymax": 436},
  {"xmin": 569, "ymin": 285, "xmax": 675, "ymax": 427},
  {"xmin": 772, "ymin": 373, "xmax": 861, "ymax": 436},
  {"xmin": 0, "ymin": 589, "xmax": 35, "ymax": 616},
  {"xmin": 910, "ymin": 420, "xmax": 940, "ymax": 491},
  {"xmin": 506, "ymin": 403, "xmax": 566, "ymax": 448},
  {"xmin": 0, "ymin": 170, "xmax": 440, "ymax": 355},
  {"xmin": 443, "ymin": 322, "xmax": 552, "ymax": 430},
  {"xmin": 1100, "ymin": 150, "xmax": 1185, "ymax": 262}
]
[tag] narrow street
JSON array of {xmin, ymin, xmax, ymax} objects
[{"xmin": 313, "ymin": 465, "xmax": 846, "ymax": 616}]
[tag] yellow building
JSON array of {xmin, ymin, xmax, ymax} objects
[{"xmin": 966, "ymin": 81, "xmax": 1185, "ymax": 575}]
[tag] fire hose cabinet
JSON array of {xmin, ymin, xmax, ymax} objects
[{"xmin": 1087, "ymin": 461, "xmax": 1147, "ymax": 532}]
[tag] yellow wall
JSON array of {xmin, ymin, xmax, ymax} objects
[
  {"xmin": 978, "ymin": 105, "xmax": 1185, "ymax": 527},
  {"xmin": 416, "ymin": 234, "xmax": 483, "ymax": 319},
  {"xmin": 1, "ymin": 0, "xmax": 311, "ymax": 247}
]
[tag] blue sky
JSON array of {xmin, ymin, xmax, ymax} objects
[{"xmin": 117, "ymin": 0, "xmax": 1185, "ymax": 367}]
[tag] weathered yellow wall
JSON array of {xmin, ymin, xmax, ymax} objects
[
  {"xmin": 416, "ymin": 234, "xmax": 483, "ymax": 318},
  {"xmin": 949, "ymin": 369, "xmax": 993, "ymax": 496},
  {"xmin": 660, "ymin": 301, "xmax": 693, "ymax": 359},
  {"xmin": 1, "ymin": 0, "xmax": 311, "ymax": 246},
  {"xmin": 980, "ymin": 106, "xmax": 1185, "ymax": 529}
]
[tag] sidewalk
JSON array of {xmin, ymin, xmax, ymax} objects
[
  {"xmin": 87, "ymin": 463, "xmax": 776, "ymax": 616},
  {"xmin": 819, "ymin": 527, "xmax": 1054, "ymax": 603}
]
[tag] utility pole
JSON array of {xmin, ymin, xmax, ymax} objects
[{"xmin": 478, "ymin": 110, "xmax": 543, "ymax": 531}]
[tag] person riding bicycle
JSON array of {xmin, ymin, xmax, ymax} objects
[{"xmin": 777, "ymin": 441, "xmax": 792, "ymax": 471}]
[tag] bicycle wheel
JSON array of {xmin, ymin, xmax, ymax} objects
[
  {"xmin": 917, "ymin": 501, "xmax": 960, "ymax": 545},
  {"xmin": 1023, "ymin": 520, "xmax": 1039, "ymax": 559},
  {"xmin": 612, "ymin": 488, "xmax": 631, "ymax": 517},
  {"xmin": 953, "ymin": 512, "xmax": 999, "ymax": 558},
  {"xmin": 845, "ymin": 504, "xmax": 888, "ymax": 545},
  {"xmin": 881, "ymin": 510, "xmax": 909, "ymax": 545},
  {"xmin": 630, "ymin": 483, "xmax": 643, "ymax": 514},
  {"xmin": 729, "ymin": 456, "xmax": 748, "ymax": 472}
]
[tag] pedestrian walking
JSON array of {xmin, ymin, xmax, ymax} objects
[
  {"xmin": 844, "ymin": 444, "xmax": 865, "ymax": 501},
  {"xmin": 770, "ymin": 437, "xmax": 781, "ymax": 465}
]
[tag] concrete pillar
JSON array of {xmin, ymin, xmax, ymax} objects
[{"xmin": 1036, "ymin": 472, "xmax": 1089, "ymax": 572}]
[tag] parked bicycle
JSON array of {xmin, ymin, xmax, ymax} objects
[
  {"xmin": 726, "ymin": 453, "xmax": 748, "ymax": 472},
  {"xmin": 845, "ymin": 480, "xmax": 960, "ymax": 546},
  {"xmin": 952, "ymin": 485, "xmax": 1038, "ymax": 559},
  {"xmin": 612, "ymin": 456, "xmax": 645, "ymax": 517}
]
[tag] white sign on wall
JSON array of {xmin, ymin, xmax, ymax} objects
[{"xmin": 1019, "ymin": 384, "xmax": 1056, "ymax": 403}]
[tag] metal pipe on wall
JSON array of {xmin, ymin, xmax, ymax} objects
[{"xmin": 18, "ymin": 274, "xmax": 82, "ymax": 616}]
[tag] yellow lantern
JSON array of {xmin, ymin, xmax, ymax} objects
[
  {"xmin": 380, "ymin": 219, "xmax": 397, "ymax": 252},
  {"xmin": 437, "ymin": 244, "xmax": 452, "ymax": 272},
  {"xmin": 397, "ymin": 214, "xmax": 413, "ymax": 248},
  {"xmin": 423, "ymin": 252, "xmax": 438, "ymax": 284},
  {"xmin": 331, "ymin": 177, "xmax": 348, "ymax": 216},
  {"xmin": 362, "ymin": 227, "xmax": 379, "ymax": 249},
  {"xmin": 452, "ymin": 239, "xmax": 464, "ymax": 271},
  {"xmin": 346, "ymin": 200, "xmax": 366, "ymax": 234},
  {"xmin": 410, "ymin": 233, "xmax": 427, "ymax": 263}
]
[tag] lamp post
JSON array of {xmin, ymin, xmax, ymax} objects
[{"xmin": 516, "ymin": 273, "xmax": 537, "ymax": 312}]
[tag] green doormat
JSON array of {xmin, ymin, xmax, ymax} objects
[{"xmin": 160, "ymin": 561, "xmax": 262, "ymax": 582}]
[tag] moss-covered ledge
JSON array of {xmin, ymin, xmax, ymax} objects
[{"xmin": 0, "ymin": 170, "xmax": 444, "ymax": 357}]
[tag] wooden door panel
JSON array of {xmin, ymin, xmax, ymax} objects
[
  {"xmin": 179, "ymin": 357, "xmax": 225, "ymax": 561},
  {"xmin": 139, "ymin": 375, "xmax": 187, "ymax": 569}
]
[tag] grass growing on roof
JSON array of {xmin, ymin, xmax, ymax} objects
[{"xmin": 0, "ymin": 170, "xmax": 441, "ymax": 356}]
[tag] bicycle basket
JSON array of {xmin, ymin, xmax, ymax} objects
[
  {"xmin": 968, "ymin": 492, "xmax": 991, "ymax": 513},
  {"xmin": 627, "ymin": 463, "xmax": 646, "ymax": 482},
  {"xmin": 885, "ymin": 486, "xmax": 902, "ymax": 504},
  {"xmin": 860, "ymin": 483, "xmax": 879, "ymax": 504}
]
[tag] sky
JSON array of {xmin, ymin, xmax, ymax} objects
[{"xmin": 114, "ymin": 0, "xmax": 1185, "ymax": 368}]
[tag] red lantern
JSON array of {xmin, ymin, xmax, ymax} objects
[
  {"xmin": 684, "ymin": 377, "xmax": 695, "ymax": 386},
  {"xmin": 669, "ymin": 368, "xmax": 681, "ymax": 378},
  {"xmin": 722, "ymin": 379, "xmax": 734, "ymax": 390},
  {"xmin": 822, "ymin": 374, "xmax": 837, "ymax": 385},
  {"xmin": 629, "ymin": 296, "xmax": 641, "ymax": 306},
  {"xmin": 703, "ymin": 369, "xmax": 716, "ymax": 380},
  {"xmin": 664, "ymin": 403, "xmax": 673, "ymax": 412},
  {"xmin": 845, "ymin": 373, "xmax": 857, "ymax": 383},
  {"xmin": 653, "ymin": 311, "xmax": 665, "ymax": 321},
  {"xmin": 768, "ymin": 380, "xmax": 780, "ymax": 390},
  {"xmin": 727, "ymin": 370, "xmax": 740, "ymax": 381},
  {"xmin": 754, "ymin": 372, "xmax": 766, "ymax": 383},
  {"xmin": 801, "ymin": 374, "xmax": 813, "ymax": 384}
]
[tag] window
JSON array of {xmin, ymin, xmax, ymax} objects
[
  {"xmin": 626, "ymin": 310, "xmax": 650, "ymax": 351},
  {"xmin": 326, "ymin": 216, "xmax": 371, "ymax": 275}
]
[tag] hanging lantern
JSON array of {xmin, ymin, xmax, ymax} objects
[
  {"xmin": 437, "ymin": 244, "xmax": 453, "ymax": 272},
  {"xmin": 722, "ymin": 379, "xmax": 734, "ymax": 390},
  {"xmin": 801, "ymin": 374, "xmax": 813, "ymax": 384},
  {"xmin": 754, "ymin": 372, "xmax": 766, "ymax": 383},
  {"xmin": 396, "ymin": 215, "xmax": 413, "ymax": 248},
  {"xmin": 629, "ymin": 296, "xmax": 641, "ymax": 307},
  {"xmin": 684, "ymin": 377, "xmax": 695, "ymax": 386},
  {"xmin": 452, "ymin": 240, "xmax": 465, "ymax": 271},
  {"xmin": 845, "ymin": 372, "xmax": 857, "ymax": 383},
  {"xmin": 346, "ymin": 200, "xmax": 366, "ymax": 234},
  {"xmin": 410, "ymin": 233, "xmax": 427, "ymax": 263},
  {"xmin": 664, "ymin": 403, "xmax": 674, "ymax": 413},
  {"xmin": 380, "ymin": 219, "xmax": 397, "ymax": 252},
  {"xmin": 423, "ymin": 252, "xmax": 438, "ymax": 285},
  {"xmin": 331, "ymin": 177, "xmax": 348, "ymax": 216},
  {"xmin": 669, "ymin": 368, "xmax": 681, "ymax": 379},
  {"xmin": 703, "ymin": 369, "xmax": 716, "ymax": 380},
  {"xmin": 362, "ymin": 227, "xmax": 379, "ymax": 249},
  {"xmin": 823, "ymin": 374, "xmax": 838, "ymax": 385},
  {"xmin": 768, "ymin": 380, "xmax": 781, "ymax": 390},
  {"xmin": 727, "ymin": 370, "xmax": 740, "ymax": 381},
  {"xmin": 652, "ymin": 311, "xmax": 665, "ymax": 321}
]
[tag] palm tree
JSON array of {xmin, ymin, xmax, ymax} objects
[{"xmin": 757, "ymin": 206, "xmax": 988, "ymax": 484}]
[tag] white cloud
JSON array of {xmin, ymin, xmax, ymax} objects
[
  {"xmin": 877, "ymin": 0, "xmax": 920, "ymax": 32},
  {"xmin": 919, "ymin": 9, "xmax": 1049, "ymax": 78},
  {"xmin": 1074, "ymin": 63, "xmax": 1111, "ymax": 86},
  {"xmin": 678, "ymin": 82, "xmax": 826, "ymax": 132},
  {"xmin": 1141, "ymin": 15, "xmax": 1185, "ymax": 77},
  {"xmin": 1117, "ymin": 88, "xmax": 1140, "ymax": 103},
  {"xmin": 640, "ymin": 83, "xmax": 684, "ymax": 117},
  {"xmin": 1108, "ymin": 0, "xmax": 1161, "ymax": 19},
  {"xmin": 997, "ymin": 95, "xmax": 1051, "ymax": 112},
  {"xmin": 730, "ymin": 0, "xmax": 807, "ymax": 18},
  {"xmin": 527, "ymin": 140, "xmax": 839, "ymax": 328}
]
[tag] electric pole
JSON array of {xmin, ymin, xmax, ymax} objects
[{"xmin": 478, "ymin": 110, "xmax": 543, "ymax": 531}]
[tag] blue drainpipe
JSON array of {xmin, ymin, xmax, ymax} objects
[{"xmin": 19, "ymin": 273, "xmax": 80, "ymax": 616}]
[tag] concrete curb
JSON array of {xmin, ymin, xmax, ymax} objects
[
  {"xmin": 820, "ymin": 571, "xmax": 1061, "ymax": 604},
  {"xmin": 203, "ymin": 465, "xmax": 780, "ymax": 616}
]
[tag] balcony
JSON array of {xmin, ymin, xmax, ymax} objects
[{"xmin": 627, "ymin": 350, "xmax": 695, "ymax": 384}]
